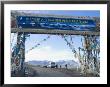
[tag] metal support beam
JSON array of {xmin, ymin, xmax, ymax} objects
[{"xmin": 11, "ymin": 28, "xmax": 100, "ymax": 36}]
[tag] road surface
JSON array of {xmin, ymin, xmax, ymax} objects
[{"xmin": 31, "ymin": 66, "xmax": 84, "ymax": 77}]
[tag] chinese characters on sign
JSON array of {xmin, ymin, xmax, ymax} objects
[{"xmin": 16, "ymin": 16, "xmax": 97, "ymax": 31}]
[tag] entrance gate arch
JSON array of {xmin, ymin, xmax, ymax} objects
[{"xmin": 11, "ymin": 11, "xmax": 100, "ymax": 76}]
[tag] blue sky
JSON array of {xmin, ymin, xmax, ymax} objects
[
  {"xmin": 19, "ymin": 10, "xmax": 100, "ymax": 17},
  {"xmin": 11, "ymin": 10, "xmax": 100, "ymax": 62}
]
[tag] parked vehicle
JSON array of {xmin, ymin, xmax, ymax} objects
[{"xmin": 50, "ymin": 62, "xmax": 56, "ymax": 68}]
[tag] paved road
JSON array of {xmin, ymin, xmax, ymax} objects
[{"xmin": 31, "ymin": 67, "xmax": 83, "ymax": 77}]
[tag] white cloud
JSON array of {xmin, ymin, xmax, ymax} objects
[{"xmin": 25, "ymin": 45, "xmax": 77, "ymax": 62}]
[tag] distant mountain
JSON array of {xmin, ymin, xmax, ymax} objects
[
  {"xmin": 27, "ymin": 60, "xmax": 50, "ymax": 66},
  {"xmin": 27, "ymin": 60, "xmax": 79, "ymax": 68}
]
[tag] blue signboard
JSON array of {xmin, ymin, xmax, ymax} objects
[{"xmin": 16, "ymin": 16, "xmax": 97, "ymax": 31}]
